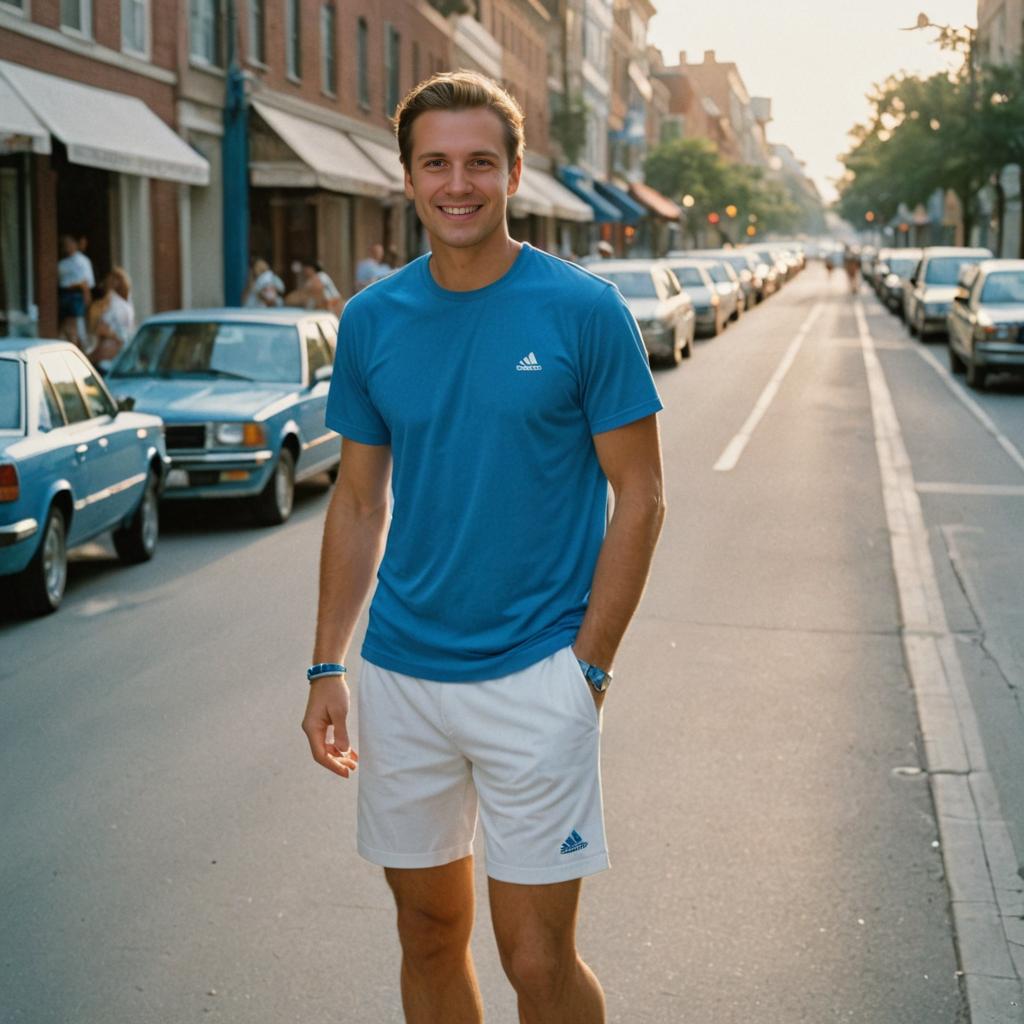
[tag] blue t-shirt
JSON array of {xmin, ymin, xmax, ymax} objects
[{"xmin": 325, "ymin": 243, "xmax": 662, "ymax": 682}]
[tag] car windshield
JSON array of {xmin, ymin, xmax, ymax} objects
[
  {"xmin": 0, "ymin": 359, "xmax": 21, "ymax": 430},
  {"xmin": 702, "ymin": 264, "xmax": 728, "ymax": 283},
  {"xmin": 888, "ymin": 258, "xmax": 917, "ymax": 277},
  {"xmin": 666, "ymin": 266, "xmax": 704, "ymax": 287},
  {"xmin": 722, "ymin": 256, "xmax": 750, "ymax": 273},
  {"xmin": 112, "ymin": 322, "xmax": 301, "ymax": 383},
  {"xmin": 925, "ymin": 256, "xmax": 984, "ymax": 285},
  {"xmin": 602, "ymin": 271, "xmax": 657, "ymax": 298},
  {"xmin": 980, "ymin": 271, "xmax": 1024, "ymax": 304}
]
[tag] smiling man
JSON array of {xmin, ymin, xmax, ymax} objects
[{"xmin": 302, "ymin": 71, "xmax": 665, "ymax": 1024}]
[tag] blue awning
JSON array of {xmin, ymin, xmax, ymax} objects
[
  {"xmin": 593, "ymin": 180, "xmax": 647, "ymax": 224},
  {"xmin": 558, "ymin": 166, "xmax": 621, "ymax": 223}
]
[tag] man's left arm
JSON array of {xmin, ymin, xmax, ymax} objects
[{"xmin": 572, "ymin": 413, "xmax": 665, "ymax": 678}]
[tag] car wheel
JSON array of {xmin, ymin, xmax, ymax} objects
[
  {"xmin": 966, "ymin": 358, "xmax": 987, "ymax": 391},
  {"xmin": 948, "ymin": 343, "xmax": 966, "ymax": 375},
  {"xmin": 254, "ymin": 446, "xmax": 295, "ymax": 526},
  {"xmin": 113, "ymin": 473, "xmax": 159, "ymax": 564},
  {"xmin": 16, "ymin": 504, "xmax": 67, "ymax": 616}
]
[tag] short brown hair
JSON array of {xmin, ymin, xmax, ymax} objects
[{"xmin": 393, "ymin": 70, "xmax": 525, "ymax": 171}]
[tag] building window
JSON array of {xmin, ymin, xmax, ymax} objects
[
  {"xmin": 357, "ymin": 17, "xmax": 370, "ymax": 108},
  {"xmin": 189, "ymin": 0, "xmax": 222, "ymax": 66},
  {"xmin": 384, "ymin": 24, "xmax": 401, "ymax": 115},
  {"xmin": 248, "ymin": 0, "xmax": 265, "ymax": 63},
  {"xmin": 321, "ymin": 4, "xmax": 336, "ymax": 93},
  {"xmin": 286, "ymin": 0, "xmax": 301, "ymax": 79},
  {"xmin": 60, "ymin": 0, "xmax": 91, "ymax": 35},
  {"xmin": 122, "ymin": 0, "xmax": 148, "ymax": 55}
]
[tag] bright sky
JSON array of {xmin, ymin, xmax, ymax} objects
[{"xmin": 648, "ymin": 0, "xmax": 977, "ymax": 204}]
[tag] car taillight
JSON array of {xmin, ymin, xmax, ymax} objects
[{"xmin": 0, "ymin": 463, "xmax": 19, "ymax": 503}]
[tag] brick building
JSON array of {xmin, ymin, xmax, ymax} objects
[{"xmin": 0, "ymin": 0, "xmax": 209, "ymax": 337}]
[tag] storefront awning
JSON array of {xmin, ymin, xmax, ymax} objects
[
  {"xmin": 522, "ymin": 168, "xmax": 593, "ymax": 222},
  {"xmin": 593, "ymin": 180, "xmax": 647, "ymax": 225},
  {"xmin": 0, "ymin": 73, "xmax": 49, "ymax": 155},
  {"xmin": 508, "ymin": 171, "xmax": 555, "ymax": 218},
  {"xmin": 251, "ymin": 101, "xmax": 393, "ymax": 198},
  {"xmin": 349, "ymin": 135, "xmax": 405, "ymax": 192},
  {"xmin": 629, "ymin": 181, "xmax": 681, "ymax": 221},
  {"xmin": 558, "ymin": 167, "xmax": 621, "ymax": 223},
  {"xmin": 0, "ymin": 60, "xmax": 208, "ymax": 185}
]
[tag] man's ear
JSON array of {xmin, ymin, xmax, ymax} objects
[
  {"xmin": 404, "ymin": 168, "xmax": 415, "ymax": 201},
  {"xmin": 507, "ymin": 155, "xmax": 523, "ymax": 196}
]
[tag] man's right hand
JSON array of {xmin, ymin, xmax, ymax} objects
[{"xmin": 301, "ymin": 675, "xmax": 359, "ymax": 778}]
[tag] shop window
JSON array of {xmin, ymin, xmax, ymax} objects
[
  {"xmin": 122, "ymin": 0, "xmax": 148, "ymax": 56},
  {"xmin": 189, "ymin": 0, "xmax": 223, "ymax": 67},
  {"xmin": 248, "ymin": 0, "xmax": 265, "ymax": 63},
  {"xmin": 321, "ymin": 4, "xmax": 336, "ymax": 94},
  {"xmin": 0, "ymin": 0, "xmax": 26, "ymax": 12},
  {"xmin": 384, "ymin": 24, "xmax": 401, "ymax": 116},
  {"xmin": 357, "ymin": 18, "xmax": 369, "ymax": 109},
  {"xmin": 60, "ymin": 0, "xmax": 91, "ymax": 36},
  {"xmin": 286, "ymin": 0, "xmax": 301, "ymax": 79}
]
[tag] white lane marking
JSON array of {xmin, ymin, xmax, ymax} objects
[
  {"xmin": 854, "ymin": 299, "xmax": 1024, "ymax": 1013},
  {"xmin": 713, "ymin": 302, "xmax": 823, "ymax": 472},
  {"xmin": 917, "ymin": 482, "xmax": 1024, "ymax": 496},
  {"xmin": 909, "ymin": 342, "xmax": 1024, "ymax": 476}
]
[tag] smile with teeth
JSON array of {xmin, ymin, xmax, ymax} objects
[{"xmin": 440, "ymin": 205, "xmax": 482, "ymax": 217}]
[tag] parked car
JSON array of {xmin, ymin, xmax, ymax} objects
[
  {"xmin": 746, "ymin": 247, "xmax": 785, "ymax": 292},
  {"xmin": 106, "ymin": 308, "xmax": 340, "ymax": 525},
  {"xmin": 872, "ymin": 248, "xmax": 922, "ymax": 314},
  {"xmin": 688, "ymin": 249, "xmax": 763, "ymax": 306},
  {"xmin": 590, "ymin": 260, "xmax": 695, "ymax": 366},
  {"xmin": 0, "ymin": 339, "xmax": 168, "ymax": 615},
  {"xmin": 662, "ymin": 257, "xmax": 725, "ymax": 337},
  {"xmin": 904, "ymin": 246, "xmax": 994, "ymax": 338},
  {"xmin": 946, "ymin": 259, "xmax": 1024, "ymax": 390},
  {"xmin": 690, "ymin": 258, "xmax": 744, "ymax": 321}
]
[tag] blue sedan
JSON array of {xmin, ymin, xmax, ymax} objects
[
  {"xmin": 0, "ymin": 339, "xmax": 168, "ymax": 615},
  {"xmin": 105, "ymin": 309, "xmax": 340, "ymax": 525}
]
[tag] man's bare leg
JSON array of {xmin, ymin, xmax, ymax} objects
[
  {"xmin": 489, "ymin": 877, "xmax": 605, "ymax": 1024},
  {"xmin": 385, "ymin": 857, "xmax": 483, "ymax": 1024}
]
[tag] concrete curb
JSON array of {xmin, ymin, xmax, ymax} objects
[{"xmin": 855, "ymin": 299, "xmax": 1024, "ymax": 1024}]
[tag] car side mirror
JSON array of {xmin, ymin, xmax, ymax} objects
[
  {"xmin": 311, "ymin": 365, "xmax": 333, "ymax": 387},
  {"xmin": 116, "ymin": 396, "xmax": 136, "ymax": 413}
]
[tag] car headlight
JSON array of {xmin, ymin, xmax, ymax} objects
[{"xmin": 213, "ymin": 422, "xmax": 266, "ymax": 446}]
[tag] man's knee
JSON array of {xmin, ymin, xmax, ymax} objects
[
  {"xmin": 386, "ymin": 866, "xmax": 474, "ymax": 967},
  {"xmin": 497, "ymin": 933, "xmax": 577, "ymax": 1001}
]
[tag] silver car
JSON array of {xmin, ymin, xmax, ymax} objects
[
  {"xmin": 947, "ymin": 259, "xmax": 1024, "ymax": 390},
  {"xmin": 662, "ymin": 258, "xmax": 724, "ymax": 337},
  {"xmin": 691, "ymin": 258, "xmax": 744, "ymax": 322},
  {"xmin": 688, "ymin": 249, "xmax": 762, "ymax": 307},
  {"xmin": 904, "ymin": 246, "xmax": 993, "ymax": 338},
  {"xmin": 875, "ymin": 248, "xmax": 923, "ymax": 316},
  {"xmin": 591, "ymin": 260, "xmax": 696, "ymax": 367}
]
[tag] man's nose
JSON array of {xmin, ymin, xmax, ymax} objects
[{"xmin": 446, "ymin": 165, "xmax": 473, "ymax": 194}]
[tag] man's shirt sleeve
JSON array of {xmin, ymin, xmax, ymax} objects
[
  {"xmin": 578, "ymin": 284, "xmax": 663, "ymax": 436},
  {"xmin": 325, "ymin": 307, "xmax": 391, "ymax": 445}
]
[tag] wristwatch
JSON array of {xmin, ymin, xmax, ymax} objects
[{"xmin": 576, "ymin": 656, "xmax": 613, "ymax": 693}]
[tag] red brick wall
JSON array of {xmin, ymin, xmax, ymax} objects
[
  {"xmin": 240, "ymin": 0, "xmax": 451, "ymax": 134},
  {"xmin": 150, "ymin": 179, "xmax": 181, "ymax": 312},
  {"xmin": 31, "ymin": 156, "xmax": 59, "ymax": 339}
]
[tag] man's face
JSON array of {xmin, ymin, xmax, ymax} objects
[
  {"xmin": 370, "ymin": 244, "xmax": 384, "ymax": 262},
  {"xmin": 404, "ymin": 108, "xmax": 521, "ymax": 252},
  {"xmin": 61, "ymin": 236, "xmax": 77, "ymax": 257}
]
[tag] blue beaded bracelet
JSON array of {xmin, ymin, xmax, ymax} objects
[{"xmin": 307, "ymin": 662, "xmax": 347, "ymax": 684}]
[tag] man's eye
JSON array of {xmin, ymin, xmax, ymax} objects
[{"xmin": 424, "ymin": 160, "xmax": 445, "ymax": 169}]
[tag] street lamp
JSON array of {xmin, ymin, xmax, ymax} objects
[
  {"xmin": 681, "ymin": 194, "xmax": 695, "ymax": 208},
  {"xmin": 725, "ymin": 204, "xmax": 738, "ymax": 218}
]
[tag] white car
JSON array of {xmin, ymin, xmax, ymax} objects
[
  {"xmin": 904, "ymin": 246, "xmax": 993, "ymax": 339},
  {"xmin": 590, "ymin": 260, "xmax": 696, "ymax": 367}
]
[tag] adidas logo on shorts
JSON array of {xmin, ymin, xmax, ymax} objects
[{"xmin": 560, "ymin": 829, "xmax": 589, "ymax": 855}]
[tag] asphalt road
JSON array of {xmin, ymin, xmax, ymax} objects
[{"xmin": 4, "ymin": 266, "xmax": 1022, "ymax": 1023}]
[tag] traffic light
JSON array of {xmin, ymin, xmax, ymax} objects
[{"xmin": 708, "ymin": 212, "xmax": 720, "ymax": 225}]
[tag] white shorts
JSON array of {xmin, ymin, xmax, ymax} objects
[{"xmin": 356, "ymin": 644, "xmax": 609, "ymax": 885}]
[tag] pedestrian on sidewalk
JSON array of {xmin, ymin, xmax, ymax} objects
[
  {"xmin": 57, "ymin": 234, "xmax": 94, "ymax": 349},
  {"xmin": 355, "ymin": 242, "xmax": 393, "ymax": 291},
  {"xmin": 285, "ymin": 259, "xmax": 343, "ymax": 315},
  {"xmin": 90, "ymin": 267, "xmax": 134, "ymax": 364},
  {"xmin": 243, "ymin": 258, "xmax": 285, "ymax": 307},
  {"xmin": 301, "ymin": 70, "xmax": 665, "ymax": 1023}
]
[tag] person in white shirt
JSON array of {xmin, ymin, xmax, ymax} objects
[
  {"xmin": 285, "ymin": 259, "xmax": 343, "ymax": 315},
  {"xmin": 92, "ymin": 267, "xmax": 135, "ymax": 363},
  {"xmin": 57, "ymin": 234, "xmax": 95, "ymax": 348},
  {"xmin": 354, "ymin": 242, "xmax": 393, "ymax": 291},
  {"xmin": 244, "ymin": 258, "xmax": 285, "ymax": 307}
]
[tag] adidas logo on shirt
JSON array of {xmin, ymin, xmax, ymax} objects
[
  {"xmin": 560, "ymin": 829, "xmax": 589, "ymax": 855},
  {"xmin": 516, "ymin": 352, "xmax": 543, "ymax": 371}
]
